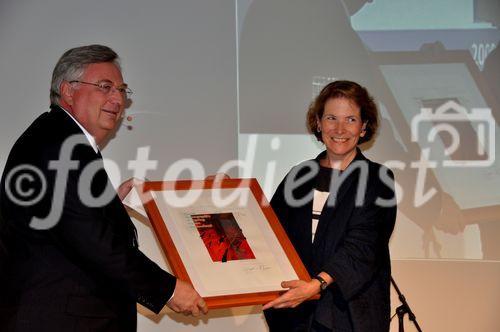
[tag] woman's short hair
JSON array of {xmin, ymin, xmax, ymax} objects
[{"xmin": 306, "ymin": 80, "xmax": 379, "ymax": 144}]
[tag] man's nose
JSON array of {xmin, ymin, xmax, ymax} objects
[{"xmin": 108, "ymin": 87, "xmax": 125, "ymax": 105}]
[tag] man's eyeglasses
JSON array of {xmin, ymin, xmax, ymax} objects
[{"xmin": 70, "ymin": 80, "xmax": 133, "ymax": 98}]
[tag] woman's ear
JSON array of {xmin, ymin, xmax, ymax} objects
[{"xmin": 360, "ymin": 121, "xmax": 368, "ymax": 137}]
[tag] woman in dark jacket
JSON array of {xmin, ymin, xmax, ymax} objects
[{"xmin": 263, "ymin": 80, "xmax": 397, "ymax": 332}]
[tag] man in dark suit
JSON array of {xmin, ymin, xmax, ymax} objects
[{"xmin": 0, "ymin": 44, "xmax": 207, "ymax": 331}]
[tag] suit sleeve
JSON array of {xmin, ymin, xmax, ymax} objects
[
  {"xmin": 321, "ymin": 167, "xmax": 397, "ymax": 300},
  {"xmin": 47, "ymin": 153, "xmax": 176, "ymax": 313}
]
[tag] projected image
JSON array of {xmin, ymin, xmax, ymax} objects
[
  {"xmin": 191, "ymin": 213, "xmax": 256, "ymax": 263},
  {"xmin": 351, "ymin": 0, "xmax": 498, "ymax": 70},
  {"xmin": 377, "ymin": 58, "xmax": 500, "ymax": 260},
  {"xmin": 420, "ymin": 98, "xmax": 489, "ymax": 162},
  {"xmin": 237, "ymin": 0, "xmax": 500, "ymax": 260}
]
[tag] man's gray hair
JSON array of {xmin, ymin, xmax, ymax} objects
[{"xmin": 50, "ymin": 44, "xmax": 121, "ymax": 105}]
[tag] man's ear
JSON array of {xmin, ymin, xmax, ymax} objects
[{"xmin": 60, "ymin": 81, "xmax": 75, "ymax": 106}]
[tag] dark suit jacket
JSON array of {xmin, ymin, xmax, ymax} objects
[
  {"xmin": 0, "ymin": 105, "xmax": 176, "ymax": 331},
  {"xmin": 265, "ymin": 150, "xmax": 396, "ymax": 332}
]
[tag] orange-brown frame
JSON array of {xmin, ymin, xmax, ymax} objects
[{"xmin": 137, "ymin": 178, "xmax": 314, "ymax": 309}]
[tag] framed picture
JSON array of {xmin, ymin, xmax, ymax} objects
[{"xmin": 136, "ymin": 178, "xmax": 313, "ymax": 309}]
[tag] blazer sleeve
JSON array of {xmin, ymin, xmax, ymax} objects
[
  {"xmin": 45, "ymin": 153, "xmax": 176, "ymax": 314},
  {"xmin": 270, "ymin": 174, "xmax": 291, "ymax": 226},
  {"xmin": 321, "ymin": 167, "xmax": 397, "ymax": 300}
]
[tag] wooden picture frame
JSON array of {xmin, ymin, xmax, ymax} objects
[{"xmin": 136, "ymin": 178, "xmax": 314, "ymax": 309}]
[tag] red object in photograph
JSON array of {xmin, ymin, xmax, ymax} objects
[{"xmin": 192, "ymin": 213, "xmax": 256, "ymax": 262}]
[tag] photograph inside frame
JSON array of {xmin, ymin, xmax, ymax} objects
[{"xmin": 192, "ymin": 212, "xmax": 256, "ymax": 263}]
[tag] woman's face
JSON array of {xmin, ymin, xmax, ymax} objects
[{"xmin": 317, "ymin": 97, "xmax": 366, "ymax": 166}]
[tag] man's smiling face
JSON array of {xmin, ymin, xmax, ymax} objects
[{"xmin": 62, "ymin": 62, "xmax": 126, "ymax": 144}]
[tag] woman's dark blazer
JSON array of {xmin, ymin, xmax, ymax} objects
[
  {"xmin": 0, "ymin": 105, "xmax": 176, "ymax": 331},
  {"xmin": 266, "ymin": 150, "xmax": 397, "ymax": 332}
]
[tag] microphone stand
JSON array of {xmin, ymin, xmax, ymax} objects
[{"xmin": 391, "ymin": 276, "xmax": 422, "ymax": 332}]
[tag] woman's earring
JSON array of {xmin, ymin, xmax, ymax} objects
[{"xmin": 317, "ymin": 127, "xmax": 321, "ymax": 133}]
